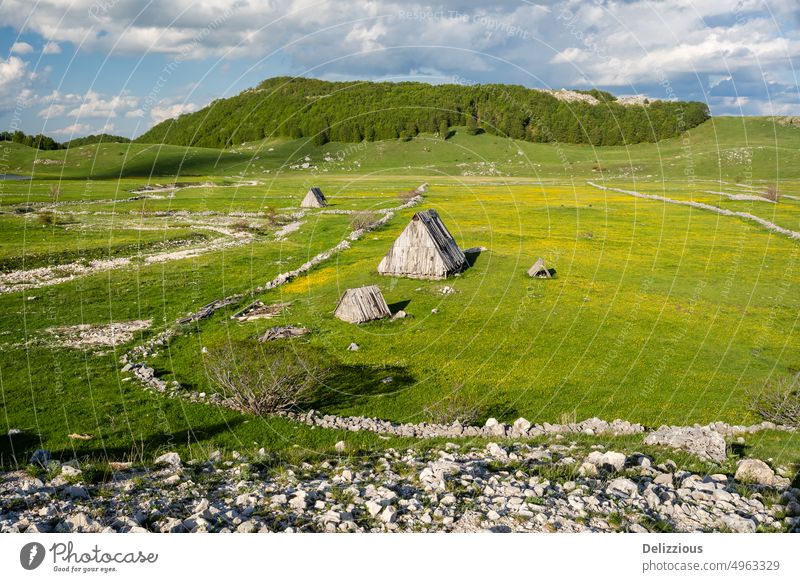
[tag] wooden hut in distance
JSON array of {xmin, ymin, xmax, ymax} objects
[
  {"xmin": 527, "ymin": 258, "xmax": 552, "ymax": 278},
  {"xmin": 377, "ymin": 209, "xmax": 467, "ymax": 280},
  {"xmin": 301, "ymin": 187, "xmax": 328, "ymax": 208},
  {"xmin": 334, "ymin": 285, "xmax": 391, "ymax": 324}
]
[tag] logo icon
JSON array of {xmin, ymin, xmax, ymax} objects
[{"xmin": 20, "ymin": 542, "xmax": 46, "ymax": 570}]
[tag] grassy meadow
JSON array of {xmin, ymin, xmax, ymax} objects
[{"xmin": 1, "ymin": 116, "xmax": 799, "ymax": 474}]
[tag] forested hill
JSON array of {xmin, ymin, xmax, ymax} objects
[{"xmin": 136, "ymin": 77, "xmax": 710, "ymax": 148}]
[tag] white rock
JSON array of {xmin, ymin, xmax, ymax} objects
[
  {"xmin": 512, "ymin": 417, "xmax": 531, "ymax": 435},
  {"xmin": 61, "ymin": 465, "xmax": 82, "ymax": 478},
  {"xmin": 335, "ymin": 441, "xmax": 346, "ymax": 453},
  {"xmin": 154, "ymin": 452, "xmax": 181, "ymax": 467},
  {"xmin": 486, "ymin": 442, "xmax": 508, "ymax": 459},
  {"xmin": 735, "ymin": 459, "xmax": 780, "ymax": 487},
  {"xmin": 380, "ymin": 506, "xmax": 397, "ymax": 524},
  {"xmin": 65, "ymin": 485, "xmax": 89, "ymax": 499},
  {"xmin": 607, "ymin": 478, "xmax": 638, "ymax": 498}
]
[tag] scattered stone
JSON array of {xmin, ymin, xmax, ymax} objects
[
  {"xmin": 644, "ymin": 426, "xmax": 727, "ymax": 463},
  {"xmin": 734, "ymin": 459, "xmax": 789, "ymax": 488},
  {"xmin": 29, "ymin": 449, "xmax": 51, "ymax": 466},
  {"xmin": 584, "ymin": 451, "xmax": 626, "ymax": 472},
  {"xmin": 65, "ymin": 485, "xmax": 89, "ymax": 499},
  {"xmin": 607, "ymin": 478, "xmax": 638, "ymax": 498},
  {"xmin": 346, "ymin": 343, "xmax": 359, "ymax": 351},
  {"xmin": 61, "ymin": 465, "xmax": 82, "ymax": 478},
  {"xmin": 334, "ymin": 441, "xmax": 347, "ymax": 453},
  {"xmin": 154, "ymin": 452, "xmax": 182, "ymax": 467},
  {"xmin": 512, "ymin": 417, "xmax": 531, "ymax": 435},
  {"xmin": 380, "ymin": 506, "xmax": 397, "ymax": 524},
  {"xmin": 0, "ymin": 439, "xmax": 791, "ymax": 534}
]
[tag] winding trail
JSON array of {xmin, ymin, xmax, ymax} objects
[{"xmin": 588, "ymin": 182, "xmax": 800, "ymax": 241}]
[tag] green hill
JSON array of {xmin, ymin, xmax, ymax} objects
[
  {"xmin": 136, "ymin": 76, "xmax": 709, "ymax": 148},
  {"xmin": 9, "ymin": 116, "xmax": 800, "ymax": 182}
]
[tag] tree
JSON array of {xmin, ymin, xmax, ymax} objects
[
  {"xmin": 466, "ymin": 115, "xmax": 479, "ymax": 135},
  {"xmin": 438, "ymin": 120, "xmax": 450, "ymax": 140}
]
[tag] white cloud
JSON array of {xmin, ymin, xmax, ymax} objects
[
  {"xmin": 10, "ymin": 41, "xmax": 34, "ymax": 55},
  {"xmin": 37, "ymin": 103, "xmax": 65, "ymax": 118},
  {"xmin": 150, "ymin": 102, "xmax": 198, "ymax": 123},
  {"xmin": 42, "ymin": 41, "xmax": 61, "ymax": 55},
  {"xmin": 66, "ymin": 90, "xmax": 139, "ymax": 118},
  {"xmin": 0, "ymin": 55, "xmax": 34, "ymax": 107},
  {"xmin": 3, "ymin": 0, "xmax": 799, "ymax": 124},
  {"xmin": 51, "ymin": 122, "xmax": 94, "ymax": 135}
]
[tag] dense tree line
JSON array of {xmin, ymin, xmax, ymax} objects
[
  {"xmin": 0, "ymin": 131, "xmax": 131, "ymax": 150},
  {"xmin": 62, "ymin": 134, "xmax": 131, "ymax": 148},
  {"xmin": 136, "ymin": 77, "xmax": 710, "ymax": 148},
  {"xmin": 0, "ymin": 130, "xmax": 62, "ymax": 150}
]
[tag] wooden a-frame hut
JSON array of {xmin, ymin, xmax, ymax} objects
[
  {"xmin": 527, "ymin": 258, "xmax": 552, "ymax": 278},
  {"xmin": 301, "ymin": 187, "xmax": 328, "ymax": 208},
  {"xmin": 334, "ymin": 285, "xmax": 391, "ymax": 324},
  {"xmin": 377, "ymin": 209, "xmax": 467, "ymax": 280}
]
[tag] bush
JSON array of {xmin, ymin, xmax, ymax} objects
[
  {"xmin": 37, "ymin": 211, "xmax": 63, "ymax": 226},
  {"xmin": 423, "ymin": 385, "xmax": 484, "ymax": 425},
  {"xmin": 49, "ymin": 184, "xmax": 61, "ymax": 201},
  {"xmin": 749, "ymin": 374, "xmax": 799, "ymax": 428},
  {"xmin": 398, "ymin": 189, "xmax": 419, "ymax": 203},
  {"xmin": 204, "ymin": 341, "xmax": 331, "ymax": 415},
  {"xmin": 350, "ymin": 211, "xmax": 379, "ymax": 231},
  {"xmin": 763, "ymin": 185, "xmax": 781, "ymax": 202}
]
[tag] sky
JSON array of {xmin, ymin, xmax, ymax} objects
[{"xmin": 1, "ymin": 0, "xmax": 798, "ymax": 140}]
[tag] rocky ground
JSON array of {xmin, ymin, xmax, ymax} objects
[{"xmin": 2, "ymin": 441, "xmax": 798, "ymax": 533}]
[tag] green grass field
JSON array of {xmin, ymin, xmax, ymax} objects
[{"xmin": 1, "ymin": 116, "xmax": 798, "ymax": 473}]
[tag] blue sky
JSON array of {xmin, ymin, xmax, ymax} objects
[{"xmin": 1, "ymin": 0, "xmax": 798, "ymax": 140}]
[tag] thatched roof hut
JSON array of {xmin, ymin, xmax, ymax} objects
[
  {"xmin": 301, "ymin": 187, "xmax": 327, "ymax": 208},
  {"xmin": 334, "ymin": 285, "xmax": 391, "ymax": 324},
  {"xmin": 377, "ymin": 209, "xmax": 467, "ymax": 280},
  {"xmin": 527, "ymin": 258, "xmax": 552, "ymax": 278}
]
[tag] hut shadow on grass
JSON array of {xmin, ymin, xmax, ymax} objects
[
  {"xmin": 307, "ymin": 362, "xmax": 416, "ymax": 411},
  {"xmin": 464, "ymin": 247, "xmax": 484, "ymax": 268},
  {"xmin": 387, "ymin": 299, "xmax": 411, "ymax": 314}
]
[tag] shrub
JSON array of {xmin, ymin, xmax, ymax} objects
[
  {"xmin": 37, "ymin": 211, "xmax": 62, "ymax": 226},
  {"xmin": 204, "ymin": 341, "xmax": 330, "ymax": 415},
  {"xmin": 49, "ymin": 184, "xmax": 61, "ymax": 201},
  {"xmin": 763, "ymin": 185, "xmax": 781, "ymax": 202},
  {"xmin": 749, "ymin": 374, "xmax": 799, "ymax": 428},
  {"xmin": 398, "ymin": 189, "xmax": 419, "ymax": 203},
  {"xmin": 423, "ymin": 385, "xmax": 484, "ymax": 425},
  {"xmin": 350, "ymin": 211, "xmax": 379, "ymax": 231}
]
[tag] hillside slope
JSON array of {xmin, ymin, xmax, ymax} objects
[{"xmin": 9, "ymin": 116, "xmax": 800, "ymax": 182}]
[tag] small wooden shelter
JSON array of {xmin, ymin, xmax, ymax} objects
[
  {"xmin": 527, "ymin": 258, "xmax": 552, "ymax": 278},
  {"xmin": 301, "ymin": 187, "xmax": 327, "ymax": 208},
  {"xmin": 377, "ymin": 209, "xmax": 467, "ymax": 280},
  {"xmin": 334, "ymin": 285, "xmax": 391, "ymax": 324}
]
